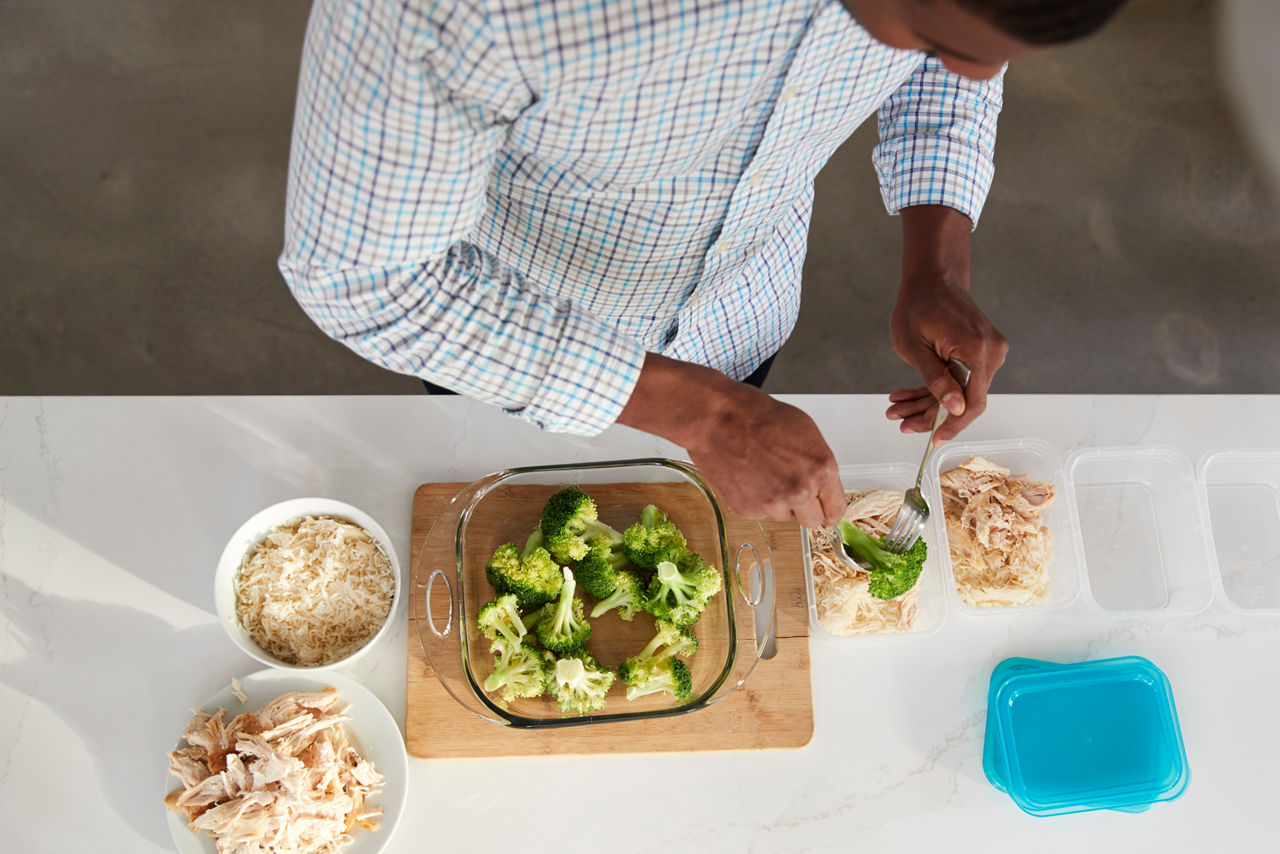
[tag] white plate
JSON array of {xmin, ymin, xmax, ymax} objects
[{"xmin": 163, "ymin": 669, "xmax": 408, "ymax": 854}]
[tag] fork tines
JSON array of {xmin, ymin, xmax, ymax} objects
[{"xmin": 884, "ymin": 508, "xmax": 925, "ymax": 554}]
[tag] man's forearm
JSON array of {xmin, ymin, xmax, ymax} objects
[
  {"xmin": 615, "ymin": 351, "xmax": 846, "ymax": 527},
  {"xmin": 899, "ymin": 204, "xmax": 973, "ymax": 289},
  {"xmin": 616, "ymin": 352, "xmax": 741, "ymax": 451}
]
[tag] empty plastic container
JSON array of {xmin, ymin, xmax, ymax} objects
[
  {"xmin": 984, "ymin": 656, "xmax": 1190, "ymax": 816},
  {"xmin": 1198, "ymin": 450, "xmax": 1280, "ymax": 614},
  {"xmin": 1065, "ymin": 446, "xmax": 1215, "ymax": 618}
]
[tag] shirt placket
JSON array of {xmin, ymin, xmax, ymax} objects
[{"xmin": 698, "ymin": 3, "xmax": 893, "ymax": 287}]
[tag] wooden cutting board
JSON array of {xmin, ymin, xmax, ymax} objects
[{"xmin": 405, "ymin": 482, "xmax": 813, "ymax": 758}]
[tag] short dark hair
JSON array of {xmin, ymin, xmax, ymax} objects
[{"xmin": 954, "ymin": 0, "xmax": 1129, "ymax": 45}]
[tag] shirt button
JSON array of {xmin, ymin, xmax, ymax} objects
[
  {"xmin": 748, "ymin": 172, "xmax": 762, "ymax": 186},
  {"xmin": 781, "ymin": 86, "xmax": 797, "ymax": 102}
]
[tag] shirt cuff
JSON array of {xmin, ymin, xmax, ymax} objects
[
  {"xmin": 872, "ymin": 133, "xmax": 996, "ymax": 230},
  {"xmin": 509, "ymin": 313, "xmax": 647, "ymax": 436}
]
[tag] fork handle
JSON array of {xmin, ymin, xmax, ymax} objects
[{"xmin": 912, "ymin": 358, "xmax": 971, "ymax": 488}]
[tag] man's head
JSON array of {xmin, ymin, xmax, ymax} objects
[{"xmin": 844, "ymin": 0, "xmax": 1129, "ymax": 80}]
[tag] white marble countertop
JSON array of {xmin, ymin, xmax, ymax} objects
[{"xmin": 1, "ymin": 395, "xmax": 1276, "ymax": 852}]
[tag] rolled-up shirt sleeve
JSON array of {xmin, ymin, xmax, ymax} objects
[
  {"xmin": 279, "ymin": 0, "xmax": 645, "ymax": 435},
  {"xmin": 872, "ymin": 57, "xmax": 1005, "ymax": 229}
]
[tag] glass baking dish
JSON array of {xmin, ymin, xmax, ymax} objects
[{"xmin": 412, "ymin": 459, "xmax": 775, "ymax": 728}]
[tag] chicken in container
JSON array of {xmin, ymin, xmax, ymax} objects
[
  {"xmin": 940, "ymin": 456, "xmax": 1055, "ymax": 607},
  {"xmin": 810, "ymin": 489, "xmax": 925, "ymax": 635}
]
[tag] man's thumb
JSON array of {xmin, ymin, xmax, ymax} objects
[{"xmin": 920, "ymin": 357, "xmax": 965, "ymax": 416}]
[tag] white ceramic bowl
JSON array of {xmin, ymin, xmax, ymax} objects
[{"xmin": 214, "ymin": 498, "xmax": 401, "ymax": 671}]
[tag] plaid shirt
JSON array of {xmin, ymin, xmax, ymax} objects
[{"xmin": 280, "ymin": 0, "xmax": 1004, "ymax": 434}]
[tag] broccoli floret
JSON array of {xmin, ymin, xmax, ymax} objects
[
  {"xmin": 837, "ymin": 519, "xmax": 927, "ymax": 600},
  {"xmin": 589, "ymin": 569, "xmax": 645, "ymax": 620},
  {"xmin": 619, "ymin": 657, "xmax": 692, "ymax": 703},
  {"xmin": 540, "ymin": 650, "xmax": 559, "ymax": 693},
  {"xmin": 622, "ymin": 504, "xmax": 688, "ymax": 571},
  {"xmin": 521, "ymin": 608, "xmax": 543, "ymax": 635},
  {"xmin": 635, "ymin": 619, "xmax": 699, "ymax": 662},
  {"xmin": 534, "ymin": 567, "xmax": 592, "ymax": 653},
  {"xmin": 483, "ymin": 640, "xmax": 550, "ymax": 701},
  {"xmin": 575, "ymin": 537, "xmax": 628, "ymax": 599},
  {"xmin": 619, "ymin": 619, "xmax": 698, "ymax": 702},
  {"xmin": 476, "ymin": 594, "xmax": 527, "ymax": 648},
  {"xmin": 540, "ymin": 486, "xmax": 624, "ymax": 563},
  {"xmin": 644, "ymin": 549, "xmax": 722, "ymax": 626},
  {"xmin": 484, "ymin": 543, "xmax": 521, "ymax": 587},
  {"xmin": 550, "ymin": 650, "xmax": 616, "ymax": 716},
  {"xmin": 484, "ymin": 534, "xmax": 564, "ymax": 609}
]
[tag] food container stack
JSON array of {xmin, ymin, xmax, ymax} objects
[{"xmin": 983, "ymin": 656, "xmax": 1190, "ymax": 816}]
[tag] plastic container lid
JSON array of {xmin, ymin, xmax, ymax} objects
[
  {"xmin": 984, "ymin": 656, "xmax": 1190, "ymax": 816},
  {"xmin": 1066, "ymin": 446, "xmax": 1215, "ymax": 618}
]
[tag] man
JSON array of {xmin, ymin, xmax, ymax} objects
[{"xmin": 279, "ymin": 0, "xmax": 1126, "ymax": 528}]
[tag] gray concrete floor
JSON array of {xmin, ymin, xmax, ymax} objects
[{"xmin": 2, "ymin": 0, "xmax": 1278, "ymax": 397}]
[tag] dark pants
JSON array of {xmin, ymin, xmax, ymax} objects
[{"xmin": 423, "ymin": 353, "xmax": 777, "ymax": 395}]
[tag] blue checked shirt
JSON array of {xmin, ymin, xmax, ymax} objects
[{"xmin": 280, "ymin": 0, "xmax": 1004, "ymax": 435}]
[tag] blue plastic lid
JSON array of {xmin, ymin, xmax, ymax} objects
[{"xmin": 984, "ymin": 656, "xmax": 1190, "ymax": 817}]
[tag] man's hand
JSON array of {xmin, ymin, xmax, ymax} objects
[
  {"xmin": 886, "ymin": 205, "xmax": 1008, "ymax": 444},
  {"xmin": 617, "ymin": 353, "xmax": 845, "ymax": 528}
]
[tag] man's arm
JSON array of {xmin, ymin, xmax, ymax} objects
[
  {"xmin": 873, "ymin": 57, "xmax": 1009, "ymax": 441},
  {"xmin": 886, "ymin": 205, "xmax": 1008, "ymax": 440},
  {"xmin": 618, "ymin": 353, "xmax": 847, "ymax": 528}
]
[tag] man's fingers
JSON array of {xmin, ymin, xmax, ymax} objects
[
  {"xmin": 919, "ymin": 356, "xmax": 966, "ymax": 417},
  {"xmin": 886, "ymin": 394, "xmax": 936, "ymax": 422},
  {"xmin": 935, "ymin": 376, "xmax": 989, "ymax": 442},
  {"xmin": 899, "ymin": 411, "xmax": 937, "ymax": 434},
  {"xmin": 817, "ymin": 466, "xmax": 847, "ymax": 527},
  {"xmin": 792, "ymin": 496, "xmax": 827, "ymax": 530},
  {"xmin": 887, "ymin": 386, "xmax": 930, "ymax": 403}
]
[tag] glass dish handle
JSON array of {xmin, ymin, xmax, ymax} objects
[
  {"xmin": 735, "ymin": 542, "xmax": 766, "ymax": 606},
  {"xmin": 412, "ymin": 478, "xmax": 509, "ymax": 726},
  {"xmin": 706, "ymin": 519, "xmax": 776, "ymax": 706},
  {"xmin": 425, "ymin": 569, "xmax": 453, "ymax": 637}
]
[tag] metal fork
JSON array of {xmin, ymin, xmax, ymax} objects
[{"xmin": 881, "ymin": 358, "xmax": 972, "ymax": 554}]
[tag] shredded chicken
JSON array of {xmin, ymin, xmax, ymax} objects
[
  {"xmin": 810, "ymin": 489, "xmax": 919, "ymax": 635},
  {"xmin": 165, "ymin": 688, "xmax": 384, "ymax": 854},
  {"xmin": 940, "ymin": 456, "xmax": 1055, "ymax": 607},
  {"xmin": 235, "ymin": 516, "xmax": 395, "ymax": 666}
]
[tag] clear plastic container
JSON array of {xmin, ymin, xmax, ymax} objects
[
  {"xmin": 984, "ymin": 655, "xmax": 1190, "ymax": 817},
  {"xmin": 1197, "ymin": 450, "xmax": 1280, "ymax": 614},
  {"xmin": 925, "ymin": 438, "xmax": 1082, "ymax": 615},
  {"xmin": 1065, "ymin": 446, "xmax": 1214, "ymax": 618},
  {"xmin": 802, "ymin": 462, "xmax": 948, "ymax": 642}
]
